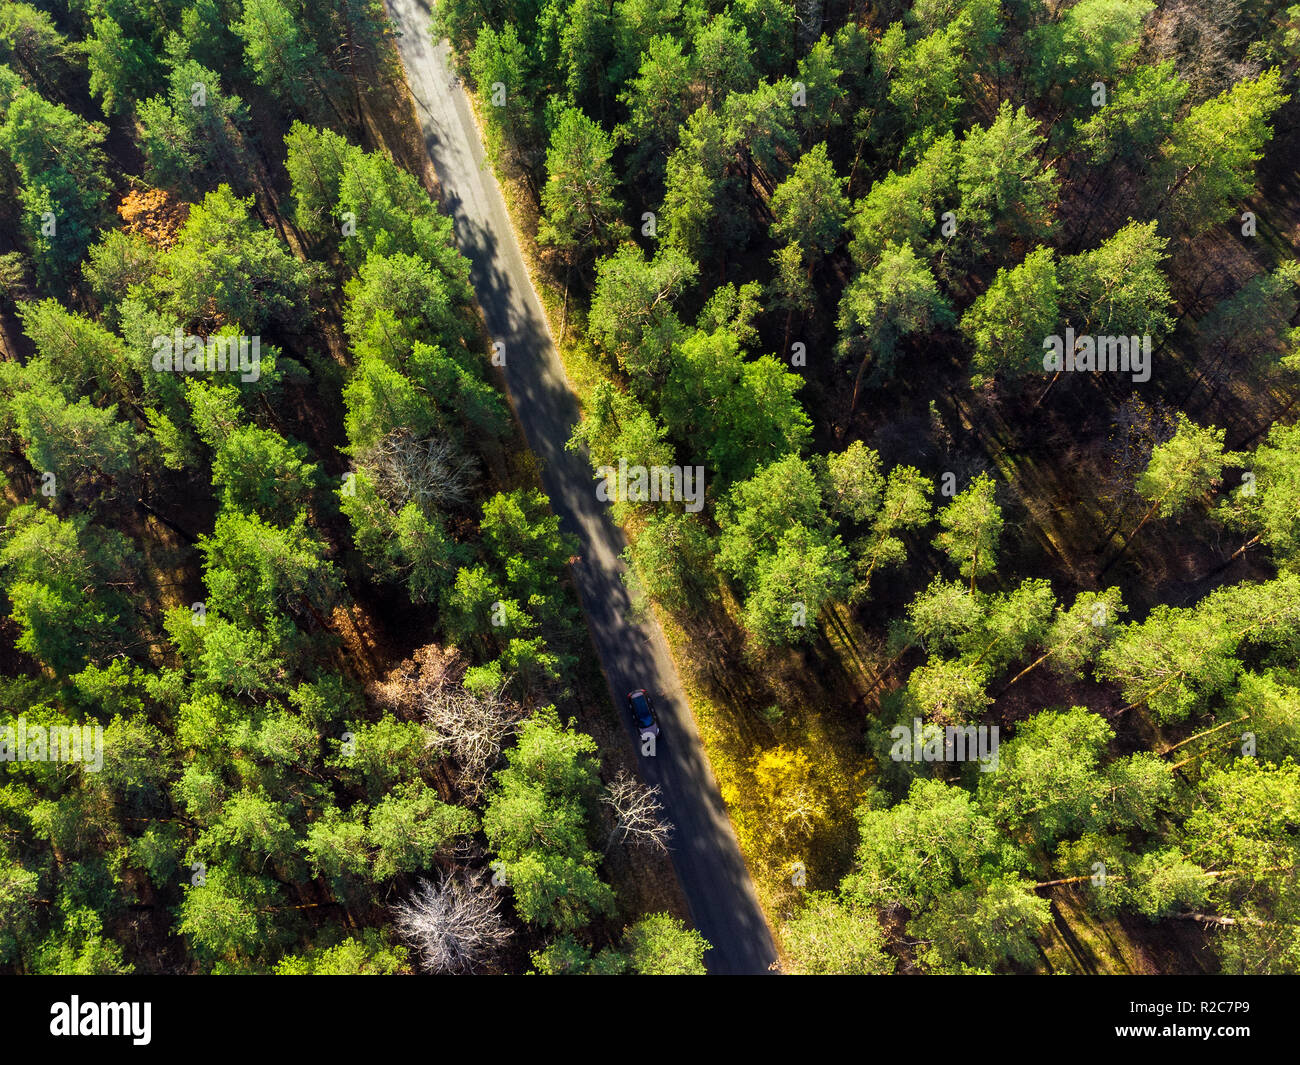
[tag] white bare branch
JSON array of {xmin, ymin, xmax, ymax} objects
[
  {"xmin": 358, "ymin": 428, "xmax": 479, "ymax": 512},
  {"xmin": 391, "ymin": 870, "xmax": 512, "ymax": 974},
  {"xmin": 423, "ymin": 684, "xmax": 529, "ymax": 799},
  {"xmin": 602, "ymin": 768, "xmax": 673, "ymax": 853}
]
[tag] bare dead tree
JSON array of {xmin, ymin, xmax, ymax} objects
[
  {"xmin": 1148, "ymin": 0, "xmax": 1258, "ymax": 101},
  {"xmin": 358, "ymin": 428, "xmax": 479, "ymax": 512},
  {"xmin": 369, "ymin": 643, "xmax": 463, "ymax": 717},
  {"xmin": 391, "ymin": 871, "xmax": 512, "ymax": 974},
  {"xmin": 423, "ymin": 685, "xmax": 528, "ymax": 799},
  {"xmin": 602, "ymin": 768, "xmax": 674, "ymax": 854}
]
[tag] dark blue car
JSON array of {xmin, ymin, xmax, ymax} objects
[{"xmin": 627, "ymin": 689, "xmax": 660, "ymax": 738}]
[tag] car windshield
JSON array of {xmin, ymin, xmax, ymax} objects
[{"xmin": 630, "ymin": 693, "xmax": 652, "ymax": 726}]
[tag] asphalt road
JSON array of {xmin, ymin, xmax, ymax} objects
[{"xmin": 384, "ymin": 0, "xmax": 778, "ymax": 974}]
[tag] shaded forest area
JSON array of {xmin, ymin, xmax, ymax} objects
[
  {"xmin": 0, "ymin": 0, "xmax": 706, "ymax": 975},
  {"xmin": 439, "ymin": 0, "xmax": 1300, "ymax": 973}
]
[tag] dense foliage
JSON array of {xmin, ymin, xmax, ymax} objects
[
  {"xmin": 438, "ymin": 0, "xmax": 1300, "ymax": 973},
  {"xmin": 0, "ymin": 0, "xmax": 699, "ymax": 975}
]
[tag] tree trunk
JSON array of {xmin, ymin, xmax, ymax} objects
[{"xmin": 1096, "ymin": 497, "xmax": 1162, "ymax": 579}]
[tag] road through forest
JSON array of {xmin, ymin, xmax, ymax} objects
[{"xmin": 384, "ymin": 0, "xmax": 779, "ymax": 973}]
